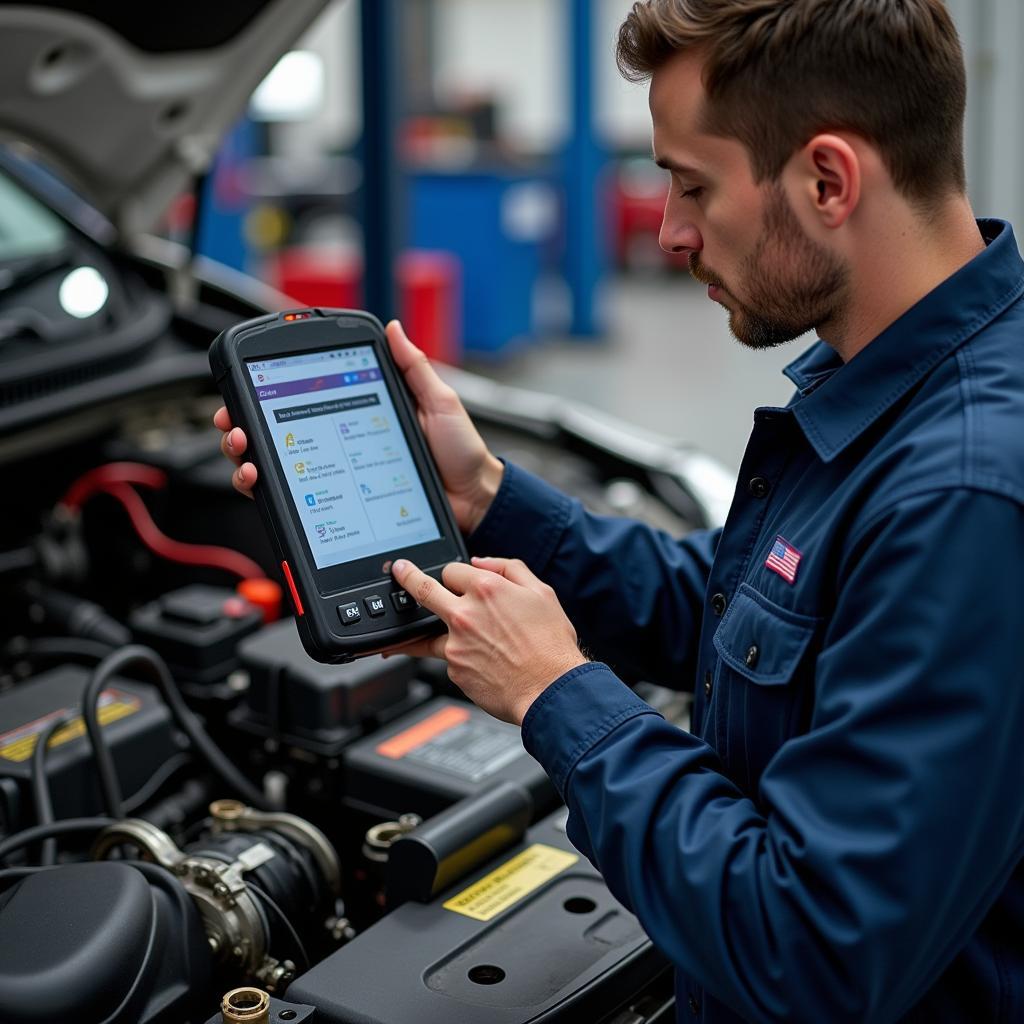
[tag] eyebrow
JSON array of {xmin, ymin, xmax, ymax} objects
[{"xmin": 653, "ymin": 155, "xmax": 703, "ymax": 177}]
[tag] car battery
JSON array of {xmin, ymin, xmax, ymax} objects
[
  {"xmin": 130, "ymin": 584, "xmax": 263, "ymax": 693},
  {"xmin": 287, "ymin": 808, "xmax": 671, "ymax": 1023},
  {"xmin": 0, "ymin": 665, "xmax": 179, "ymax": 833},
  {"xmin": 342, "ymin": 696, "xmax": 553, "ymax": 819},
  {"xmin": 229, "ymin": 618, "xmax": 421, "ymax": 757}
]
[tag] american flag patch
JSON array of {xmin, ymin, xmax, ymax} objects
[{"xmin": 765, "ymin": 536, "xmax": 802, "ymax": 584}]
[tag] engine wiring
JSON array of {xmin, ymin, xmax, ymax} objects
[
  {"xmin": 2, "ymin": 642, "xmax": 273, "ymax": 870},
  {"xmin": 83, "ymin": 645, "xmax": 273, "ymax": 814},
  {"xmin": 121, "ymin": 751, "xmax": 194, "ymax": 815},
  {"xmin": 0, "ymin": 817, "xmax": 117, "ymax": 864},
  {"xmin": 247, "ymin": 880, "xmax": 311, "ymax": 973},
  {"xmin": 30, "ymin": 711, "xmax": 77, "ymax": 866},
  {"xmin": 59, "ymin": 461, "xmax": 267, "ymax": 582}
]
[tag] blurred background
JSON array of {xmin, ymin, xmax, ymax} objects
[{"xmin": 176, "ymin": 0, "xmax": 1024, "ymax": 474}]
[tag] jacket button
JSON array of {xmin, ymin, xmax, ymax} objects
[
  {"xmin": 745, "ymin": 644, "xmax": 760, "ymax": 668},
  {"xmin": 748, "ymin": 476, "xmax": 771, "ymax": 498},
  {"xmin": 688, "ymin": 995, "xmax": 700, "ymax": 1014},
  {"xmin": 711, "ymin": 593, "xmax": 727, "ymax": 616},
  {"xmin": 704, "ymin": 670, "xmax": 713, "ymax": 699}
]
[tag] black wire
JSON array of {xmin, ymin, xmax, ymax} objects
[
  {"xmin": 181, "ymin": 815, "xmax": 213, "ymax": 845},
  {"xmin": 7, "ymin": 636, "xmax": 112, "ymax": 664},
  {"xmin": 246, "ymin": 881, "xmax": 310, "ymax": 973},
  {"xmin": 30, "ymin": 712, "xmax": 77, "ymax": 866},
  {"xmin": 0, "ymin": 547, "xmax": 36, "ymax": 576},
  {"xmin": 0, "ymin": 817, "xmax": 116, "ymax": 865},
  {"xmin": 122, "ymin": 751, "xmax": 194, "ymax": 814},
  {"xmin": 85, "ymin": 645, "xmax": 272, "ymax": 812},
  {"xmin": 83, "ymin": 653, "xmax": 127, "ymax": 818}
]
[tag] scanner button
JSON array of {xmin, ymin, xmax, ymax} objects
[
  {"xmin": 338, "ymin": 602, "xmax": 362, "ymax": 626},
  {"xmin": 364, "ymin": 595, "xmax": 386, "ymax": 617},
  {"xmin": 391, "ymin": 590, "xmax": 415, "ymax": 613}
]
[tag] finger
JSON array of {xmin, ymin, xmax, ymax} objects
[
  {"xmin": 388, "ymin": 634, "xmax": 448, "ymax": 661},
  {"xmin": 379, "ymin": 635, "xmax": 434, "ymax": 657},
  {"xmin": 470, "ymin": 556, "xmax": 548, "ymax": 594},
  {"xmin": 385, "ymin": 320, "xmax": 458, "ymax": 415},
  {"xmin": 232, "ymin": 462, "xmax": 257, "ymax": 498},
  {"xmin": 213, "ymin": 406, "xmax": 234, "ymax": 432},
  {"xmin": 392, "ymin": 559, "xmax": 459, "ymax": 621},
  {"xmin": 441, "ymin": 561, "xmax": 484, "ymax": 595},
  {"xmin": 409, "ymin": 634, "xmax": 450, "ymax": 659},
  {"xmin": 220, "ymin": 426, "xmax": 248, "ymax": 464}
]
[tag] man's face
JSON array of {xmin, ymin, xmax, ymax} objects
[{"xmin": 650, "ymin": 53, "xmax": 848, "ymax": 349}]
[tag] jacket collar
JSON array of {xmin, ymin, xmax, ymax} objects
[{"xmin": 782, "ymin": 219, "xmax": 1024, "ymax": 463}]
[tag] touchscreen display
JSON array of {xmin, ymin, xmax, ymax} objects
[{"xmin": 247, "ymin": 345, "xmax": 442, "ymax": 570}]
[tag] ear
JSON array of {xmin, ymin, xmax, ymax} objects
[{"xmin": 793, "ymin": 133, "xmax": 861, "ymax": 229}]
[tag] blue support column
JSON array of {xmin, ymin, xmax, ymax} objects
[
  {"xmin": 563, "ymin": 0, "xmax": 608, "ymax": 338},
  {"xmin": 196, "ymin": 116, "xmax": 257, "ymax": 273},
  {"xmin": 359, "ymin": 0, "xmax": 402, "ymax": 321}
]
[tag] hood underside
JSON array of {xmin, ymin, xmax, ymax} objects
[{"xmin": 0, "ymin": 0, "xmax": 331, "ymax": 237}]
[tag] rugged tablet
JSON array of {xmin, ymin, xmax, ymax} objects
[{"xmin": 210, "ymin": 309, "xmax": 465, "ymax": 662}]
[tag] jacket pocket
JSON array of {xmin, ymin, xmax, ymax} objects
[
  {"xmin": 712, "ymin": 583, "xmax": 821, "ymax": 791},
  {"xmin": 714, "ymin": 583, "xmax": 820, "ymax": 684}
]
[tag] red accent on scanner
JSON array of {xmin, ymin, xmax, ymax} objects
[{"xmin": 281, "ymin": 560, "xmax": 304, "ymax": 616}]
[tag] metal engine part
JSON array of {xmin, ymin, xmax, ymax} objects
[
  {"xmin": 221, "ymin": 986, "xmax": 271, "ymax": 1023},
  {"xmin": 93, "ymin": 800, "xmax": 341, "ymax": 992},
  {"xmin": 362, "ymin": 812, "xmax": 422, "ymax": 867}
]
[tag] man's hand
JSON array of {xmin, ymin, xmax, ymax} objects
[
  {"xmin": 213, "ymin": 406, "xmax": 256, "ymax": 496},
  {"xmin": 213, "ymin": 319, "xmax": 505, "ymax": 534},
  {"xmin": 392, "ymin": 556, "xmax": 588, "ymax": 726}
]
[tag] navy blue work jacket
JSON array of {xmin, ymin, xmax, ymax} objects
[{"xmin": 469, "ymin": 220, "xmax": 1024, "ymax": 1022}]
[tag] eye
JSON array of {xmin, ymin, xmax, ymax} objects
[{"xmin": 678, "ymin": 186, "xmax": 705, "ymax": 201}]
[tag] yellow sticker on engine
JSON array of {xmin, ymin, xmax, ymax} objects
[
  {"xmin": 443, "ymin": 843, "xmax": 579, "ymax": 922},
  {"xmin": 0, "ymin": 690, "xmax": 142, "ymax": 764}
]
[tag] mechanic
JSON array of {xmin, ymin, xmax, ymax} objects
[{"xmin": 216, "ymin": 1, "xmax": 1024, "ymax": 1020}]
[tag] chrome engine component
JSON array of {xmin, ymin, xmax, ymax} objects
[{"xmin": 93, "ymin": 802, "xmax": 340, "ymax": 992}]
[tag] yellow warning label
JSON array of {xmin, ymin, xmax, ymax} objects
[
  {"xmin": 0, "ymin": 691, "xmax": 142, "ymax": 764},
  {"xmin": 443, "ymin": 843, "xmax": 579, "ymax": 922}
]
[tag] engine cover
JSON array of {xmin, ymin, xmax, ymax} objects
[
  {"xmin": 0, "ymin": 861, "xmax": 211, "ymax": 1024},
  {"xmin": 287, "ymin": 810, "xmax": 669, "ymax": 1023}
]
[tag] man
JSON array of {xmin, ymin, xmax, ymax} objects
[{"xmin": 217, "ymin": 1, "xmax": 1024, "ymax": 1019}]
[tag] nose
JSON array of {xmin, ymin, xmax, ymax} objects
[{"xmin": 659, "ymin": 191, "xmax": 702, "ymax": 256}]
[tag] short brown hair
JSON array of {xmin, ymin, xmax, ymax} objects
[{"xmin": 618, "ymin": 0, "xmax": 967, "ymax": 206}]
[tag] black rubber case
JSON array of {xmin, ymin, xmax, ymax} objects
[{"xmin": 209, "ymin": 309, "xmax": 466, "ymax": 663}]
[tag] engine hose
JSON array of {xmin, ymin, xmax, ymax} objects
[
  {"xmin": 0, "ymin": 817, "xmax": 116, "ymax": 864},
  {"xmin": 84, "ymin": 646, "xmax": 274, "ymax": 812},
  {"xmin": 30, "ymin": 712, "xmax": 77, "ymax": 865}
]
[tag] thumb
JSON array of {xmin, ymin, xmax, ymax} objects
[
  {"xmin": 385, "ymin": 319, "xmax": 452, "ymax": 413},
  {"xmin": 385, "ymin": 319, "xmax": 427, "ymax": 375}
]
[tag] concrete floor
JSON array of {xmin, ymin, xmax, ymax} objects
[{"xmin": 469, "ymin": 273, "xmax": 805, "ymax": 474}]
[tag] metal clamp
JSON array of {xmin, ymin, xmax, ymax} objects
[
  {"xmin": 210, "ymin": 799, "xmax": 341, "ymax": 896},
  {"xmin": 92, "ymin": 814, "xmax": 299, "ymax": 991}
]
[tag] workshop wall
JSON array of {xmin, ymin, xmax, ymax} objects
[
  {"xmin": 947, "ymin": 0, "xmax": 1024, "ymax": 232},
  {"xmin": 428, "ymin": 0, "xmax": 1024, "ymax": 227}
]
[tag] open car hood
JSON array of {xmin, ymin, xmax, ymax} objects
[{"xmin": 0, "ymin": 0, "xmax": 330, "ymax": 237}]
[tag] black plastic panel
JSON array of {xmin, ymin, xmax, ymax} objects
[{"xmin": 288, "ymin": 811, "xmax": 668, "ymax": 1024}]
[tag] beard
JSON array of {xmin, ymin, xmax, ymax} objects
[{"xmin": 689, "ymin": 184, "xmax": 848, "ymax": 350}]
